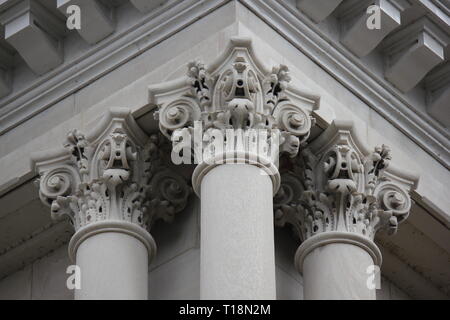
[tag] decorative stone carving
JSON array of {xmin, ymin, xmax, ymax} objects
[
  {"xmin": 274, "ymin": 120, "xmax": 418, "ymax": 242},
  {"xmin": 425, "ymin": 62, "xmax": 450, "ymax": 127},
  {"xmin": 149, "ymin": 37, "xmax": 319, "ymax": 195},
  {"xmin": 32, "ymin": 107, "xmax": 190, "ymax": 234}
]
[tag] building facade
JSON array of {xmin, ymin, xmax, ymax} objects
[{"xmin": 0, "ymin": 0, "xmax": 449, "ymax": 300}]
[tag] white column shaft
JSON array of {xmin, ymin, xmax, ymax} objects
[
  {"xmin": 302, "ymin": 243, "xmax": 376, "ymax": 300},
  {"xmin": 75, "ymin": 232, "xmax": 148, "ymax": 300},
  {"xmin": 200, "ymin": 164, "xmax": 276, "ymax": 299}
]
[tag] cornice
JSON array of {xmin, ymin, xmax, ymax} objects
[
  {"xmin": 416, "ymin": 0, "xmax": 450, "ymax": 29},
  {"xmin": 239, "ymin": 0, "xmax": 450, "ymax": 169},
  {"xmin": 0, "ymin": 0, "xmax": 230, "ymax": 135},
  {"xmin": 274, "ymin": 119, "xmax": 418, "ymax": 267},
  {"xmin": 0, "ymin": 0, "xmax": 447, "ymax": 171}
]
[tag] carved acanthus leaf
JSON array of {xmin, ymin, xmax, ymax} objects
[
  {"xmin": 155, "ymin": 41, "xmax": 316, "ymax": 164},
  {"xmin": 34, "ymin": 110, "xmax": 191, "ymax": 232},
  {"xmin": 274, "ymin": 132, "xmax": 414, "ymax": 242}
]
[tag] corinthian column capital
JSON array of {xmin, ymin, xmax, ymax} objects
[
  {"xmin": 31, "ymin": 107, "xmax": 191, "ymax": 261},
  {"xmin": 149, "ymin": 37, "xmax": 319, "ymax": 195},
  {"xmin": 274, "ymin": 120, "xmax": 419, "ymax": 269}
]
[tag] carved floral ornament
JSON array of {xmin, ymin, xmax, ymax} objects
[
  {"xmin": 273, "ymin": 120, "xmax": 419, "ymax": 268},
  {"xmin": 31, "ymin": 108, "xmax": 191, "ymax": 260},
  {"xmin": 31, "ymin": 37, "xmax": 418, "ymax": 266},
  {"xmin": 149, "ymin": 37, "xmax": 319, "ymax": 195},
  {"xmin": 147, "ymin": 37, "xmax": 418, "ymax": 257}
]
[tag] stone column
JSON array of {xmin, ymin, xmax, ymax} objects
[
  {"xmin": 196, "ymin": 163, "xmax": 276, "ymax": 299},
  {"xmin": 33, "ymin": 108, "xmax": 190, "ymax": 300},
  {"xmin": 71, "ymin": 222, "xmax": 154, "ymax": 299},
  {"xmin": 297, "ymin": 233, "xmax": 381, "ymax": 299},
  {"xmin": 151, "ymin": 38, "xmax": 316, "ymax": 299},
  {"xmin": 274, "ymin": 120, "xmax": 417, "ymax": 300},
  {"xmin": 150, "ymin": 38, "xmax": 318, "ymax": 299}
]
